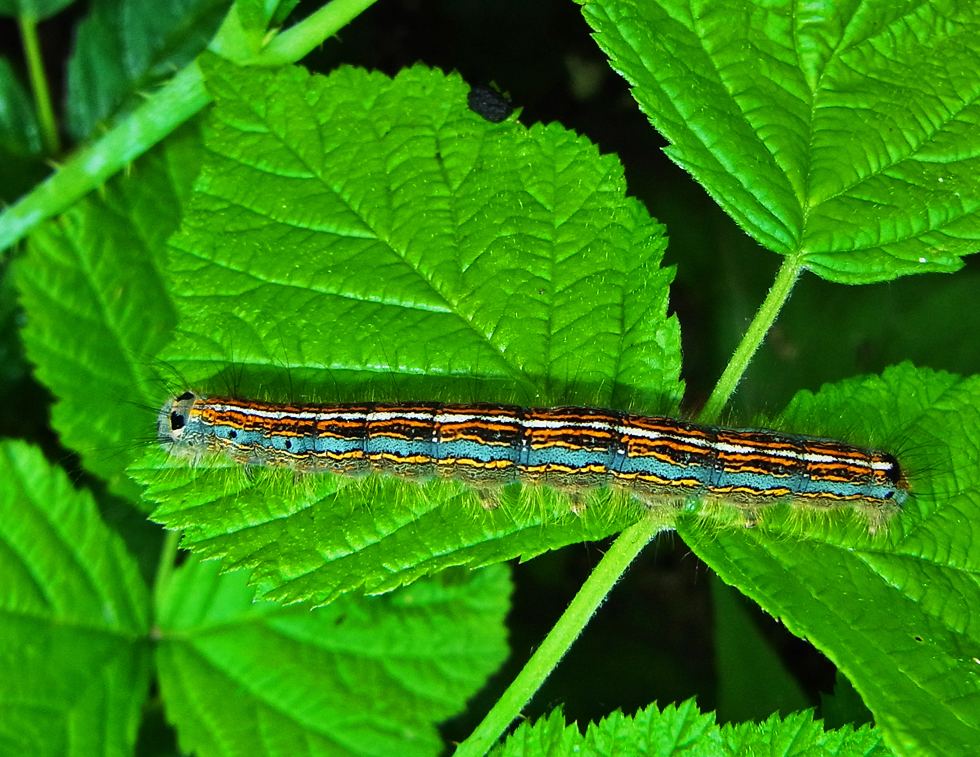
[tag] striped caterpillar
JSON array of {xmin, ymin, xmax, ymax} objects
[{"xmin": 159, "ymin": 391, "xmax": 909, "ymax": 531}]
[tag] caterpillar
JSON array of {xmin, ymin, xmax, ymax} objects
[{"xmin": 158, "ymin": 391, "xmax": 909, "ymax": 530}]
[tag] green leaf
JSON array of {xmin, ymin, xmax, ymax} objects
[
  {"xmin": 14, "ymin": 126, "xmax": 199, "ymax": 497},
  {"xmin": 66, "ymin": 0, "xmax": 232, "ymax": 140},
  {"xmin": 493, "ymin": 701, "xmax": 894, "ymax": 757},
  {"xmin": 132, "ymin": 58, "xmax": 681, "ymax": 604},
  {"xmin": 682, "ymin": 364, "xmax": 980, "ymax": 756},
  {"xmin": 724, "ymin": 709, "xmax": 893, "ymax": 757},
  {"xmin": 0, "ymin": 55, "xmax": 41, "ymax": 155},
  {"xmin": 156, "ymin": 553, "xmax": 510, "ymax": 757},
  {"xmin": 582, "ymin": 0, "xmax": 980, "ymax": 284},
  {"xmin": 0, "ymin": 440, "xmax": 152, "ymax": 757},
  {"xmin": 139, "ymin": 457, "xmax": 655, "ymax": 605}
]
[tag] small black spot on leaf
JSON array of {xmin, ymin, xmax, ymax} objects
[{"xmin": 468, "ymin": 85, "xmax": 514, "ymax": 123}]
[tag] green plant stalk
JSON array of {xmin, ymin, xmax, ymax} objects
[
  {"xmin": 0, "ymin": 0, "xmax": 382, "ymax": 255},
  {"xmin": 18, "ymin": 14, "xmax": 60, "ymax": 156},
  {"xmin": 0, "ymin": 63, "xmax": 210, "ymax": 257},
  {"xmin": 259, "ymin": 0, "xmax": 381, "ymax": 66},
  {"xmin": 455, "ymin": 514, "xmax": 669, "ymax": 757},
  {"xmin": 697, "ymin": 256, "xmax": 803, "ymax": 424},
  {"xmin": 455, "ymin": 255, "xmax": 805, "ymax": 755}
]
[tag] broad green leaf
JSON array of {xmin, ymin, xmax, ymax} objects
[
  {"xmin": 14, "ymin": 125, "xmax": 199, "ymax": 497},
  {"xmin": 133, "ymin": 58, "xmax": 681, "ymax": 604},
  {"xmin": 156, "ymin": 553, "xmax": 510, "ymax": 757},
  {"xmin": 493, "ymin": 701, "xmax": 893, "ymax": 757},
  {"xmin": 682, "ymin": 364, "xmax": 980, "ymax": 757},
  {"xmin": 0, "ymin": 440, "xmax": 151, "ymax": 757},
  {"xmin": 66, "ymin": 0, "xmax": 231, "ymax": 140},
  {"xmin": 582, "ymin": 0, "xmax": 980, "ymax": 284},
  {"xmin": 138, "ymin": 456, "xmax": 654, "ymax": 605}
]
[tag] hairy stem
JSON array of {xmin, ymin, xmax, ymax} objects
[
  {"xmin": 697, "ymin": 256, "xmax": 803, "ymax": 424},
  {"xmin": 260, "ymin": 0, "xmax": 381, "ymax": 65},
  {"xmin": 19, "ymin": 14, "xmax": 60, "ymax": 156},
  {"xmin": 455, "ymin": 514, "xmax": 669, "ymax": 757}
]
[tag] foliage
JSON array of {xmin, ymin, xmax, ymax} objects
[{"xmin": 1, "ymin": 1, "xmax": 979, "ymax": 756}]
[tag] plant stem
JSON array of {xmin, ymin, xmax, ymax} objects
[
  {"xmin": 259, "ymin": 0, "xmax": 380, "ymax": 65},
  {"xmin": 454, "ymin": 514, "xmax": 669, "ymax": 757},
  {"xmin": 0, "ymin": 0, "xmax": 382, "ymax": 254},
  {"xmin": 19, "ymin": 14, "xmax": 60, "ymax": 156},
  {"xmin": 0, "ymin": 63, "xmax": 210, "ymax": 256},
  {"xmin": 697, "ymin": 256, "xmax": 803, "ymax": 424}
]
